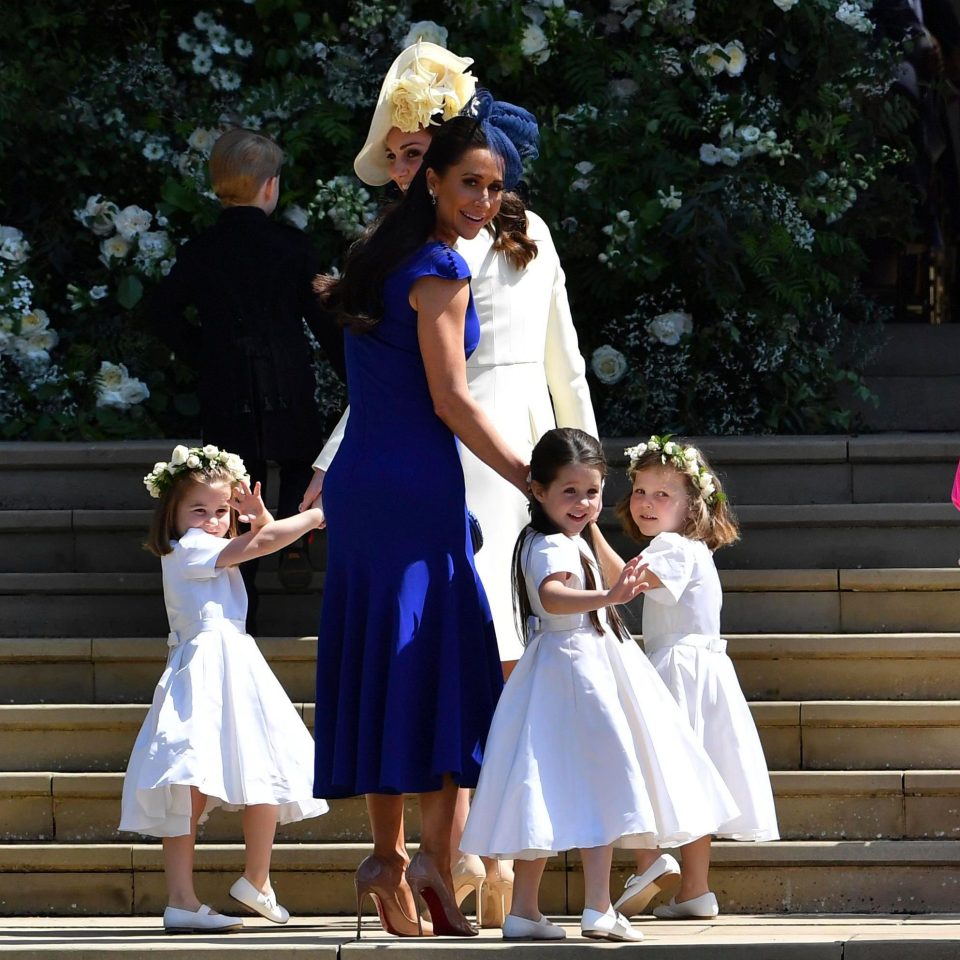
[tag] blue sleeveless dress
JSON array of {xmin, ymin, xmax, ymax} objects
[{"xmin": 313, "ymin": 242, "xmax": 504, "ymax": 797}]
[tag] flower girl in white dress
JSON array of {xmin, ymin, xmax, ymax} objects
[
  {"xmin": 460, "ymin": 428, "xmax": 739, "ymax": 942},
  {"xmin": 120, "ymin": 445, "xmax": 328, "ymax": 933},
  {"xmin": 610, "ymin": 435, "xmax": 779, "ymax": 921}
]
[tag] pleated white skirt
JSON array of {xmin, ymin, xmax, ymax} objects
[
  {"xmin": 461, "ymin": 628, "xmax": 740, "ymax": 860},
  {"xmin": 120, "ymin": 622, "xmax": 327, "ymax": 837},
  {"xmin": 647, "ymin": 642, "xmax": 779, "ymax": 841}
]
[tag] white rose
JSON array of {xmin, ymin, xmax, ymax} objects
[
  {"xmin": 683, "ymin": 447, "xmax": 700, "ymax": 461},
  {"xmin": 223, "ymin": 453, "xmax": 246, "ymax": 476},
  {"xmin": 74, "ymin": 196, "xmax": 119, "ymax": 237},
  {"xmin": 591, "ymin": 344, "xmax": 628, "ymax": 385},
  {"xmin": 98, "ymin": 360, "xmax": 128, "ymax": 390},
  {"xmin": 663, "ymin": 441, "xmax": 678, "ymax": 455},
  {"xmin": 119, "ymin": 377, "xmax": 150, "ymax": 405},
  {"xmin": 202, "ymin": 444, "xmax": 220, "ymax": 458},
  {"xmin": 738, "ymin": 125, "xmax": 761, "ymax": 142},
  {"xmin": 692, "ymin": 43, "xmax": 726, "ymax": 76},
  {"xmin": 773, "ymin": 0, "xmax": 798, "ymax": 8},
  {"xmin": 136, "ymin": 231, "xmax": 169, "ymax": 261},
  {"xmin": 19, "ymin": 310, "xmax": 50, "ymax": 334},
  {"xmin": 401, "ymin": 20, "xmax": 449, "ymax": 48},
  {"xmin": 719, "ymin": 147, "xmax": 741, "ymax": 166},
  {"xmin": 646, "ymin": 310, "xmax": 693, "ymax": 346},
  {"xmin": 170, "ymin": 445, "xmax": 190, "ymax": 466},
  {"xmin": 113, "ymin": 205, "xmax": 153, "ymax": 241},
  {"xmin": 699, "ymin": 143, "xmax": 721, "ymax": 166},
  {"xmin": 521, "ymin": 23, "xmax": 551, "ymax": 64},
  {"xmin": 153, "ymin": 462, "xmax": 166, "ymax": 474},
  {"xmin": 723, "ymin": 41, "xmax": 747, "ymax": 76},
  {"xmin": 186, "ymin": 454, "xmax": 201, "ymax": 469},
  {"xmin": 0, "ymin": 225, "xmax": 30, "ymax": 263},
  {"xmin": 188, "ymin": 127, "xmax": 218, "ymax": 154},
  {"xmin": 575, "ymin": 161, "xmax": 595, "ymax": 175},
  {"xmin": 100, "ymin": 234, "xmax": 131, "ymax": 264},
  {"xmin": 282, "ymin": 204, "xmax": 309, "ymax": 231}
]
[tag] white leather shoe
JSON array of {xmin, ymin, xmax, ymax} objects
[
  {"xmin": 163, "ymin": 904, "xmax": 243, "ymax": 934},
  {"xmin": 502, "ymin": 913, "xmax": 566, "ymax": 941},
  {"xmin": 229, "ymin": 876, "xmax": 290, "ymax": 924},
  {"xmin": 653, "ymin": 891, "xmax": 719, "ymax": 919},
  {"xmin": 613, "ymin": 853, "xmax": 682, "ymax": 916},
  {"xmin": 581, "ymin": 906, "xmax": 644, "ymax": 941}
]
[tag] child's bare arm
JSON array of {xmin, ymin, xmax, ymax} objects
[
  {"xmin": 589, "ymin": 520, "xmax": 626, "ymax": 584},
  {"xmin": 538, "ymin": 557, "xmax": 650, "ymax": 615},
  {"xmin": 216, "ymin": 508, "xmax": 325, "ymax": 567}
]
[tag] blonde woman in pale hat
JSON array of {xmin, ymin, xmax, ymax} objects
[{"xmin": 301, "ymin": 39, "xmax": 597, "ymax": 930}]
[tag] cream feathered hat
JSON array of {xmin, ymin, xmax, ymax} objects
[{"xmin": 353, "ymin": 40, "xmax": 478, "ymax": 187}]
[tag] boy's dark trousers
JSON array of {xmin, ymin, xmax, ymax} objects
[{"xmin": 239, "ymin": 458, "xmax": 315, "ymax": 635}]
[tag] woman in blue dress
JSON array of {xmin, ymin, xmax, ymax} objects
[{"xmin": 313, "ymin": 97, "xmax": 537, "ymax": 938}]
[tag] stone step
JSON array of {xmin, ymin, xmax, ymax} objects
[
  {"xmin": 5, "ymin": 634, "xmax": 960, "ymax": 705},
  {"xmin": 3, "ymin": 769, "xmax": 957, "ymax": 844},
  {"xmin": 2, "ymin": 700, "xmax": 960, "ymax": 773},
  {"xmin": 6, "ymin": 502, "xmax": 957, "ymax": 573},
  {"xmin": 5, "ymin": 915, "xmax": 960, "ymax": 959},
  {"xmin": 1, "ymin": 840, "xmax": 959, "ymax": 916},
  {"xmin": 6, "ymin": 569, "xmax": 960, "ymax": 637},
  {"xmin": 3, "ymin": 435, "xmax": 959, "ymax": 509},
  {"xmin": 602, "ymin": 433, "xmax": 960, "ymax": 504}
]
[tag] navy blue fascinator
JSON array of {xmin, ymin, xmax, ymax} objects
[{"xmin": 466, "ymin": 89, "xmax": 540, "ymax": 190}]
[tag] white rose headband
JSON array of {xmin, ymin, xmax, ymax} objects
[
  {"xmin": 624, "ymin": 434, "xmax": 725, "ymax": 506},
  {"xmin": 144, "ymin": 444, "xmax": 249, "ymax": 499}
]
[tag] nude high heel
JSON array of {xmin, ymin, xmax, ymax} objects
[
  {"xmin": 406, "ymin": 851, "xmax": 478, "ymax": 937},
  {"xmin": 354, "ymin": 853, "xmax": 432, "ymax": 938},
  {"xmin": 481, "ymin": 858, "xmax": 514, "ymax": 929},
  {"xmin": 452, "ymin": 854, "xmax": 486, "ymax": 926}
]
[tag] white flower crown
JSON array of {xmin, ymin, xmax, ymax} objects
[
  {"xmin": 624, "ymin": 434, "xmax": 725, "ymax": 506},
  {"xmin": 143, "ymin": 444, "xmax": 249, "ymax": 499}
]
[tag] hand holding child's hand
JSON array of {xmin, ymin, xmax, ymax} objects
[
  {"xmin": 606, "ymin": 556, "xmax": 651, "ymax": 606},
  {"xmin": 230, "ymin": 480, "xmax": 272, "ymax": 527}
]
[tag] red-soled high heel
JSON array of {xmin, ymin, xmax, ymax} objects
[
  {"xmin": 406, "ymin": 851, "xmax": 478, "ymax": 937},
  {"xmin": 354, "ymin": 854, "xmax": 433, "ymax": 938}
]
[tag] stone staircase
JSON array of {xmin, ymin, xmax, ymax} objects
[{"xmin": 1, "ymin": 435, "xmax": 960, "ymax": 929}]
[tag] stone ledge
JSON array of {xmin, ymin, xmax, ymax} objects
[{"xmin": 604, "ymin": 435, "xmax": 850, "ymax": 464}]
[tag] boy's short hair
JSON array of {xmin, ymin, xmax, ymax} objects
[{"xmin": 209, "ymin": 127, "xmax": 283, "ymax": 206}]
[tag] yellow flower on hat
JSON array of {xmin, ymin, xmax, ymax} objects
[{"xmin": 386, "ymin": 44, "xmax": 476, "ymax": 133}]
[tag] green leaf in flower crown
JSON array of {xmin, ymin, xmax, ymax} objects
[{"xmin": 116, "ymin": 274, "xmax": 143, "ymax": 310}]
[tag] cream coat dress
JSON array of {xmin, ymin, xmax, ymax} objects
[{"xmin": 314, "ymin": 211, "xmax": 597, "ymax": 661}]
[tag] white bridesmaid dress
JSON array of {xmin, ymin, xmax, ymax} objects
[
  {"xmin": 119, "ymin": 527, "xmax": 327, "ymax": 837},
  {"xmin": 640, "ymin": 532, "xmax": 779, "ymax": 841},
  {"xmin": 460, "ymin": 531, "xmax": 739, "ymax": 860}
]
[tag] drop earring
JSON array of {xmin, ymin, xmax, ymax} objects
[{"xmin": 429, "ymin": 191, "xmax": 437, "ymax": 207}]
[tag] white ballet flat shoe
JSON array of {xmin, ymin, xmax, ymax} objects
[
  {"xmin": 581, "ymin": 906, "xmax": 644, "ymax": 942},
  {"xmin": 163, "ymin": 904, "xmax": 243, "ymax": 934},
  {"xmin": 229, "ymin": 876, "xmax": 290, "ymax": 924},
  {"xmin": 653, "ymin": 891, "xmax": 719, "ymax": 919},
  {"xmin": 502, "ymin": 913, "xmax": 566, "ymax": 941},
  {"xmin": 613, "ymin": 853, "xmax": 682, "ymax": 917}
]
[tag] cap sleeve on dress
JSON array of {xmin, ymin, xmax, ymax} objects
[
  {"xmin": 523, "ymin": 531, "xmax": 583, "ymax": 591},
  {"xmin": 173, "ymin": 527, "xmax": 231, "ymax": 580},
  {"xmin": 419, "ymin": 244, "xmax": 472, "ymax": 282},
  {"xmin": 640, "ymin": 532, "xmax": 694, "ymax": 605}
]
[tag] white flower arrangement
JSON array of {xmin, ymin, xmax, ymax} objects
[
  {"xmin": 646, "ymin": 310, "xmax": 693, "ymax": 345},
  {"xmin": 624, "ymin": 435, "xmax": 725, "ymax": 505},
  {"xmin": 401, "ymin": 20, "xmax": 449, "ymax": 49},
  {"xmin": 143, "ymin": 443, "xmax": 249, "ymax": 499},
  {"xmin": 0, "ymin": 226, "xmax": 30, "ymax": 264},
  {"xmin": 591, "ymin": 344, "xmax": 629, "ymax": 384},
  {"xmin": 95, "ymin": 360, "xmax": 150, "ymax": 411},
  {"xmin": 521, "ymin": 23, "xmax": 551, "ymax": 64}
]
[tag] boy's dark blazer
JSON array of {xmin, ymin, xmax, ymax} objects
[{"xmin": 151, "ymin": 205, "xmax": 345, "ymax": 462}]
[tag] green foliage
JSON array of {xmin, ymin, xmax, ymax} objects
[{"xmin": 0, "ymin": 0, "xmax": 915, "ymax": 439}]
